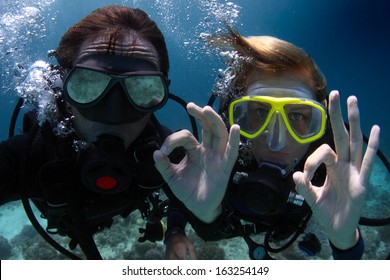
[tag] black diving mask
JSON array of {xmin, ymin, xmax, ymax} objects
[{"xmin": 63, "ymin": 55, "xmax": 169, "ymax": 124}]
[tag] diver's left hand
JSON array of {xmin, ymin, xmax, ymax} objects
[
  {"xmin": 293, "ymin": 90, "xmax": 380, "ymax": 250},
  {"xmin": 165, "ymin": 232, "xmax": 197, "ymax": 260}
]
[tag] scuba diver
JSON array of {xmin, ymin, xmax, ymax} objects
[
  {"xmin": 154, "ymin": 27, "xmax": 388, "ymax": 259},
  {"xmin": 0, "ymin": 5, "xmax": 197, "ymax": 259}
]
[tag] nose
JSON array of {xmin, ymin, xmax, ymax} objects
[
  {"xmin": 78, "ymin": 82, "xmax": 147, "ymax": 124},
  {"xmin": 265, "ymin": 112, "xmax": 287, "ymax": 151},
  {"xmin": 100, "ymin": 83, "xmax": 132, "ymax": 123}
]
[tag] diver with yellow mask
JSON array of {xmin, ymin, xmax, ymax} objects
[{"xmin": 154, "ymin": 30, "xmax": 387, "ymax": 259}]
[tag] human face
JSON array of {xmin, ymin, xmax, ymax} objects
[
  {"xmin": 69, "ymin": 34, "xmax": 161, "ymax": 148},
  {"xmin": 242, "ymin": 71, "xmax": 320, "ymax": 169}
]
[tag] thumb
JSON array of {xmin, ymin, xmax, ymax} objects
[
  {"xmin": 293, "ymin": 171, "xmax": 316, "ymax": 208},
  {"xmin": 153, "ymin": 150, "xmax": 176, "ymax": 183}
]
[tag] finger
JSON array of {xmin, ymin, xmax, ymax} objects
[
  {"xmin": 347, "ymin": 96, "xmax": 363, "ymax": 169},
  {"xmin": 186, "ymin": 102, "xmax": 203, "ymax": 118},
  {"xmin": 166, "ymin": 249, "xmax": 182, "ymax": 260},
  {"xmin": 293, "ymin": 171, "xmax": 316, "ymax": 208},
  {"xmin": 186, "ymin": 244, "xmax": 197, "ymax": 260},
  {"xmin": 174, "ymin": 247, "xmax": 188, "ymax": 260},
  {"xmin": 153, "ymin": 150, "xmax": 177, "ymax": 184},
  {"xmin": 329, "ymin": 90, "xmax": 350, "ymax": 161},
  {"xmin": 360, "ymin": 125, "xmax": 380, "ymax": 186},
  {"xmin": 187, "ymin": 102, "xmax": 213, "ymax": 148},
  {"xmin": 204, "ymin": 105, "xmax": 229, "ymax": 155},
  {"xmin": 159, "ymin": 129, "xmax": 199, "ymax": 156},
  {"xmin": 223, "ymin": 124, "xmax": 240, "ymax": 174},
  {"xmin": 303, "ymin": 144, "xmax": 337, "ymax": 181},
  {"xmin": 168, "ymin": 243, "xmax": 196, "ymax": 260}
]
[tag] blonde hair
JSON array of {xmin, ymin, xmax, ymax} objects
[{"xmin": 211, "ymin": 27, "xmax": 327, "ymax": 114}]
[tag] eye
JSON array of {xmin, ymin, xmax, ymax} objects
[
  {"xmin": 288, "ymin": 112, "xmax": 304, "ymax": 121},
  {"xmin": 256, "ymin": 107, "xmax": 269, "ymax": 118}
]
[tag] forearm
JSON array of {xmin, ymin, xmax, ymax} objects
[
  {"xmin": 329, "ymin": 227, "xmax": 360, "ymax": 250},
  {"xmin": 163, "ymin": 201, "xmax": 188, "ymax": 244}
]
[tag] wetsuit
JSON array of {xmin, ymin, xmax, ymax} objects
[{"xmin": 0, "ymin": 113, "xmax": 183, "ymax": 259}]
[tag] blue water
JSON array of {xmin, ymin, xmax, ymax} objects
[{"xmin": 0, "ymin": 0, "xmax": 389, "ymax": 259}]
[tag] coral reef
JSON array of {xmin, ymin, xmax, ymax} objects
[
  {"xmin": 0, "ymin": 235, "xmax": 12, "ymax": 259},
  {"xmin": 10, "ymin": 225, "xmax": 68, "ymax": 259},
  {"xmin": 1, "ymin": 183, "xmax": 389, "ymax": 260},
  {"xmin": 144, "ymin": 247, "xmax": 165, "ymax": 260},
  {"xmin": 196, "ymin": 242, "xmax": 225, "ymax": 260}
]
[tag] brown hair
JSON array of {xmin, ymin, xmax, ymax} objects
[
  {"xmin": 56, "ymin": 5, "xmax": 169, "ymax": 76},
  {"xmin": 211, "ymin": 26, "xmax": 327, "ymax": 115}
]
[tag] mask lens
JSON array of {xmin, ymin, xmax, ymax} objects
[
  {"xmin": 65, "ymin": 68, "xmax": 111, "ymax": 104},
  {"xmin": 125, "ymin": 75, "xmax": 166, "ymax": 109},
  {"xmin": 284, "ymin": 104, "xmax": 324, "ymax": 139},
  {"xmin": 232, "ymin": 100, "xmax": 271, "ymax": 136}
]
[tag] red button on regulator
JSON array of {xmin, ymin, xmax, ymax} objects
[{"xmin": 96, "ymin": 176, "xmax": 118, "ymax": 190}]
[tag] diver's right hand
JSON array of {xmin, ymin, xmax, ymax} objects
[
  {"xmin": 153, "ymin": 102, "xmax": 240, "ymax": 223},
  {"xmin": 165, "ymin": 232, "xmax": 197, "ymax": 260}
]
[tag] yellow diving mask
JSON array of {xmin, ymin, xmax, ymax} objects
[{"xmin": 229, "ymin": 95, "xmax": 327, "ymax": 144}]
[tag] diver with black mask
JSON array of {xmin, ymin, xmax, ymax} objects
[
  {"xmin": 154, "ymin": 29, "xmax": 385, "ymax": 260},
  {"xmin": 63, "ymin": 54, "xmax": 169, "ymax": 194},
  {"xmin": 0, "ymin": 6, "xmax": 197, "ymax": 260}
]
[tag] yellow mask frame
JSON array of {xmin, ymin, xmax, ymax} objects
[{"xmin": 229, "ymin": 96, "xmax": 327, "ymax": 144}]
